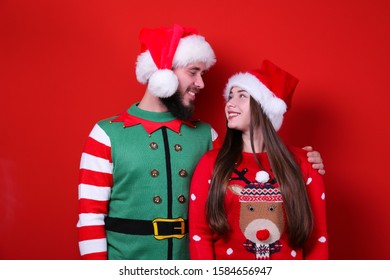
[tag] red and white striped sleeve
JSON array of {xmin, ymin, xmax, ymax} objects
[{"xmin": 77, "ymin": 124, "xmax": 113, "ymax": 260}]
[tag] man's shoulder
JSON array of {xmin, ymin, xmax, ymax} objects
[
  {"xmin": 191, "ymin": 119, "xmax": 211, "ymax": 126},
  {"xmin": 95, "ymin": 105, "xmax": 134, "ymax": 128},
  {"xmin": 95, "ymin": 115, "xmax": 120, "ymax": 128},
  {"xmin": 183, "ymin": 119, "xmax": 213, "ymax": 135}
]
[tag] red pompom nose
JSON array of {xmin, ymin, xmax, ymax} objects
[{"xmin": 256, "ymin": 229, "xmax": 270, "ymax": 241}]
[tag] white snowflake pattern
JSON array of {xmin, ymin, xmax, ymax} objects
[
  {"xmin": 318, "ymin": 236, "xmax": 327, "ymax": 243},
  {"xmin": 291, "ymin": 250, "xmax": 297, "ymax": 258},
  {"xmin": 193, "ymin": 235, "xmax": 201, "ymax": 242}
]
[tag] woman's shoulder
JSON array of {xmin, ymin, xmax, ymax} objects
[
  {"xmin": 287, "ymin": 145, "xmax": 311, "ymax": 169},
  {"xmin": 196, "ymin": 148, "xmax": 220, "ymax": 166},
  {"xmin": 287, "ymin": 145, "xmax": 319, "ymax": 180},
  {"xmin": 205, "ymin": 148, "xmax": 221, "ymax": 157},
  {"xmin": 198, "ymin": 148, "xmax": 217, "ymax": 163},
  {"xmin": 287, "ymin": 145, "xmax": 307, "ymax": 158}
]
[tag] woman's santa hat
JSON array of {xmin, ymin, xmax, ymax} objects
[
  {"xmin": 136, "ymin": 24, "xmax": 216, "ymax": 98},
  {"xmin": 224, "ymin": 60, "xmax": 299, "ymax": 131}
]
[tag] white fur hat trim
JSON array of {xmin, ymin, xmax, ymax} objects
[
  {"xmin": 224, "ymin": 72, "xmax": 287, "ymax": 131},
  {"xmin": 135, "ymin": 34, "xmax": 215, "ymax": 98}
]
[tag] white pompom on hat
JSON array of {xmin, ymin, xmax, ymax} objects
[
  {"xmin": 224, "ymin": 60, "xmax": 299, "ymax": 131},
  {"xmin": 136, "ymin": 24, "xmax": 216, "ymax": 98}
]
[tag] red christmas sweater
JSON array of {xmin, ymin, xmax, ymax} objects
[{"xmin": 189, "ymin": 148, "xmax": 328, "ymax": 260}]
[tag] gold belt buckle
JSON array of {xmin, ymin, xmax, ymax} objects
[{"xmin": 152, "ymin": 217, "xmax": 185, "ymax": 240}]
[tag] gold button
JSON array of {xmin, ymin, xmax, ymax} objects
[
  {"xmin": 153, "ymin": 196, "xmax": 162, "ymax": 204},
  {"xmin": 151, "ymin": 169, "xmax": 159, "ymax": 177},
  {"xmin": 174, "ymin": 144, "xmax": 182, "ymax": 152},
  {"xmin": 178, "ymin": 169, "xmax": 188, "ymax": 177},
  {"xmin": 149, "ymin": 142, "xmax": 158, "ymax": 150},
  {"xmin": 178, "ymin": 195, "xmax": 186, "ymax": 203}
]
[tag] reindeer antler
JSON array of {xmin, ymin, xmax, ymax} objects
[{"xmin": 231, "ymin": 168, "xmax": 251, "ymax": 184}]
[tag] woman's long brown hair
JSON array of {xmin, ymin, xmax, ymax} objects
[{"xmin": 206, "ymin": 97, "xmax": 313, "ymax": 248}]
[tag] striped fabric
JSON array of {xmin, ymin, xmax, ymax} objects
[
  {"xmin": 77, "ymin": 124, "xmax": 112, "ymax": 259},
  {"xmin": 77, "ymin": 120, "xmax": 219, "ymax": 260}
]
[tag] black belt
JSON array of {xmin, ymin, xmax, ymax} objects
[{"xmin": 105, "ymin": 216, "xmax": 187, "ymax": 240}]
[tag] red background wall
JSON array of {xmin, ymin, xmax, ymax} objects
[{"xmin": 1, "ymin": 0, "xmax": 389, "ymax": 259}]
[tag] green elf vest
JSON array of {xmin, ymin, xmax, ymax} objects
[{"xmin": 98, "ymin": 103, "xmax": 214, "ymax": 259}]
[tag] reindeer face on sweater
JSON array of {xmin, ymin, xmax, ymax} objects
[
  {"xmin": 229, "ymin": 184, "xmax": 284, "ymax": 245},
  {"xmin": 228, "ymin": 169, "xmax": 285, "ymax": 259}
]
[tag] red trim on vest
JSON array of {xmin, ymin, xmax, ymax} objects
[{"xmin": 111, "ymin": 111, "xmax": 196, "ymax": 134}]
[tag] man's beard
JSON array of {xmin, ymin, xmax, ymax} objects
[{"xmin": 160, "ymin": 91, "xmax": 195, "ymax": 121}]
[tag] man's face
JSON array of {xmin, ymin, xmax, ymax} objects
[{"xmin": 161, "ymin": 62, "xmax": 207, "ymax": 120}]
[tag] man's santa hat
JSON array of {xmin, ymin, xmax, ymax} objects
[
  {"xmin": 224, "ymin": 60, "xmax": 299, "ymax": 131},
  {"xmin": 136, "ymin": 24, "xmax": 216, "ymax": 98}
]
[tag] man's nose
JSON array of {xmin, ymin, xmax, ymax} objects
[{"xmin": 194, "ymin": 75, "xmax": 204, "ymax": 89}]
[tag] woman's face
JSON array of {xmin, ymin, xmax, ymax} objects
[{"xmin": 225, "ymin": 86, "xmax": 251, "ymax": 133}]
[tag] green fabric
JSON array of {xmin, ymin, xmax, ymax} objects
[{"xmin": 98, "ymin": 104, "xmax": 213, "ymax": 259}]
